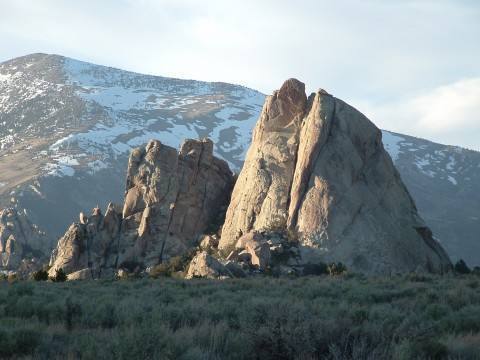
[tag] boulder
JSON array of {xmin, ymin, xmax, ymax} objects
[
  {"xmin": 235, "ymin": 232, "xmax": 271, "ymax": 270},
  {"xmin": 67, "ymin": 268, "xmax": 93, "ymax": 281},
  {"xmin": 219, "ymin": 79, "xmax": 452, "ymax": 274},
  {"xmin": 185, "ymin": 251, "xmax": 232, "ymax": 279},
  {"xmin": 199, "ymin": 234, "xmax": 219, "ymax": 251}
]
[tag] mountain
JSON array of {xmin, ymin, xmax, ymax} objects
[
  {"xmin": 382, "ymin": 131, "xmax": 480, "ymax": 267},
  {"xmin": 0, "ymin": 54, "xmax": 478, "ymax": 266}
]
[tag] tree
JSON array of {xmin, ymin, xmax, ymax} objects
[
  {"xmin": 454, "ymin": 259, "xmax": 471, "ymax": 275},
  {"xmin": 50, "ymin": 268, "xmax": 67, "ymax": 282},
  {"xmin": 32, "ymin": 269, "xmax": 48, "ymax": 281}
]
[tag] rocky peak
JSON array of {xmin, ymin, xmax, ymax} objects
[
  {"xmin": 219, "ymin": 79, "xmax": 452, "ymax": 274},
  {"xmin": 49, "ymin": 138, "xmax": 233, "ymax": 277}
]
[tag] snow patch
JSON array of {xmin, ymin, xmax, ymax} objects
[
  {"xmin": 382, "ymin": 131, "xmax": 405, "ymax": 162},
  {"xmin": 447, "ymin": 176, "xmax": 458, "ymax": 185}
]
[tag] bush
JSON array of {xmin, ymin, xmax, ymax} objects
[
  {"xmin": 328, "ymin": 262, "xmax": 347, "ymax": 276},
  {"xmin": 454, "ymin": 259, "xmax": 471, "ymax": 274},
  {"xmin": 50, "ymin": 268, "xmax": 67, "ymax": 282},
  {"xmin": 0, "ymin": 328, "xmax": 41, "ymax": 357},
  {"xmin": 303, "ymin": 263, "xmax": 328, "ymax": 276},
  {"xmin": 65, "ymin": 297, "xmax": 82, "ymax": 331},
  {"xmin": 149, "ymin": 263, "xmax": 172, "ymax": 278},
  {"xmin": 150, "ymin": 252, "xmax": 195, "ymax": 278},
  {"xmin": 33, "ymin": 269, "xmax": 49, "ymax": 281},
  {"xmin": 0, "ymin": 274, "xmax": 479, "ymax": 359}
]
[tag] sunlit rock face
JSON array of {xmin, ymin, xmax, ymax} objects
[{"xmin": 219, "ymin": 79, "xmax": 452, "ymax": 274}]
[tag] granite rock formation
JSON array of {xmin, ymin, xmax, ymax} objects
[
  {"xmin": 49, "ymin": 138, "xmax": 233, "ymax": 277},
  {"xmin": 219, "ymin": 79, "xmax": 452, "ymax": 274}
]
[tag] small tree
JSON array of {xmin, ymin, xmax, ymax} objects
[
  {"xmin": 328, "ymin": 262, "xmax": 347, "ymax": 276},
  {"xmin": 50, "ymin": 268, "xmax": 67, "ymax": 282},
  {"xmin": 303, "ymin": 263, "xmax": 328, "ymax": 276},
  {"xmin": 472, "ymin": 266, "xmax": 480, "ymax": 276},
  {"xmin": 454, "ymin": 259, "xmax": 471, "ymax": 275},
  {"xmin": 33, "ymin": 269, "xmax": 49, "ymax": 281}
]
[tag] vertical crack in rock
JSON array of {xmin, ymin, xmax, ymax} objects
[{"xmin": 287, "ymin": 91, "xmax": 336, "ymax": 232}]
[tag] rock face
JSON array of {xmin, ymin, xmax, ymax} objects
[
  {"xmin": 49, "ymin": 139, "xmax": 233, "ymax": 276},
  {"xmin": 219, "ymin": 79, "xmax": 452, "ymax": 274},
  {"xmin": 0, "ymin": 208, "xmax": 50, "ymax": 269}
]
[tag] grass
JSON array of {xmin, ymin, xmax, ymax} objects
[{"xmin": 0, "ymin": 274, "xmax": 480, "ymax": 359}]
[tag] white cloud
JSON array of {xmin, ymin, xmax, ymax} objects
[{"xmin": 355, "ymin": 78, "xmax": 480, "ymax": 150}]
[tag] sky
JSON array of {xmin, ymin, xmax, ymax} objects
[{"xmin": 1, "ymin": 0, "xmax": 479, "ymax": 150}]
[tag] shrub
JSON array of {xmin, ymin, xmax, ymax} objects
[
  {"xmin": 303, "ymin": 263, "xmax": 328, "ymax": 276},
  {"xmin": 7, "ymin": 273, "xmax": 18, "ymax": 284},
  {"xmin": 454, "ymin": 259, "xmax": 471, "ymax": 274},
  {"xmin": 411, "ymin": 339, "xmax": 448, "ymax": 360},
  {"xmin": 65, "ymin": 297, "xmax": 82, "ymax": 331},
  {"xmin": 149, "ymin": 263, "xmax": 171, "ymax": 277},
  {"xmin": 50, "ymin": 268, "xmax": 67, "ymax": 282},
  {"xmin": 33, "ymin": 269, "xmax": 49, "ymax": 281},
  {"xmin": 149, "ymin": 252, "xmax": 195, "ymax": 278},
  {"xmin": 328, "ymin": 262, "xmax": 347, "ymax": 276}
]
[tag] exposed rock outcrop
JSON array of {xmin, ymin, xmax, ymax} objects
[
  {"xmin": 219, "ymin": 79, "xmax": 452, "ymax": 274},
  {"xmin": 49, "ymin": 139, "xmax": 233, "ymax": 276},
  {"xmin": 185, "ymin": 251, "xmax": 232, "ymax": 279},
  {"xmin": 0, "ymin": 208, "xmax": 50, "ymax": 270}
]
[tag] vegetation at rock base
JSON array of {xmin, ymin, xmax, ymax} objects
[
  {"xmin": 455, "ymin": 259, "xmax": 472, "ymax": 275},
  {"xmin": 49, "ymin": 268, "xmax": 67, "ymax": 282},
  {"xmin": 1, "ymin": 274, "xmax": 480, "ymax": 359},
  {"xmin": 32, "ymin": 269, "xmax": 49, "ymax": 281}
]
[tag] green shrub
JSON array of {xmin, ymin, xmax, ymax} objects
[
  {"xmin": 444, "ymin": 333, "xmax": 480, "ymax": 359},
  {"xmin": 33, "ymin": 269, "xmax": 49, "ymax": 281},
  {"xmin": 303, "ymin": 263, "xmax": 328, "ymax": 276},
  {"xmin": 454, "ymin": 259, "xmax": 471, "ymax": 274},
  {"xmin": 51, "ymin": 268, "xmax": 67, "ymax": 282},
  {"xmin": 65, "ymin": 296, "xmax": 82, "ymax": 331},
  {"xmin": 472, "ymin": 266, "xmax": 480, "ymax": 276},
  {"xmin": 328, "ymin": 262, "xmax": 347, "ymax": 276},
  {"xmin": 150, "ymin": 252, "xmax": 195, "ymax": 278},
  {"xmin": 0, "ymin": 328, "xmax": 40, "ymax": 357},
  {"xmin": 0, "ymin": 274, "xmax": 479, "ymax": 359}
]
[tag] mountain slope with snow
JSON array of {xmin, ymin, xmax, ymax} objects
[
  {"xmin": 382, "ymin": 130, "xmax": 480, "ymax": 266},
  {"xmin": 0, "ymin": 53, "xmax": 478, "ymax": 266},
  {"xmin": 0, "ymin": 53, "xmax": 263, "ymax": 239}
]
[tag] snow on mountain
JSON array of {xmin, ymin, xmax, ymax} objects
[
  {"xmin": 380, "ymin": 130, "xmax": 480, "ymax": 266},
  {"xmin": 58, "ymin": 57, "xmax": 264, "ymax": 172}
]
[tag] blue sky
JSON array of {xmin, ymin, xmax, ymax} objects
[{"xmin": 1, "ymin": 0, "xmax": 479, "ymax": 149}]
